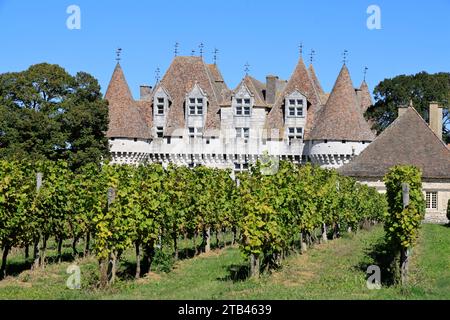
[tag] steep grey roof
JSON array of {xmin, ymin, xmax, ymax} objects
[
  {"xmin": 309, "ymin": 65, "xmax": 375, "ymax": 142},
  {"xmin": 339, "ymin": 107, "xmax": 450, "ymax": 179},
  {"xmin": 105, "ymin": 63, "xmax": 151, "ymax": 139}
]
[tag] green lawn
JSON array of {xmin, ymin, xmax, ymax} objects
[{"xmin": 0, "ymin": 224, "xmax": 449, "ymax": 300}]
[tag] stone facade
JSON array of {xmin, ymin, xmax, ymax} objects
[{"xmin": 357, "ymin": 178, "xmax": 450, "ymax": 224}]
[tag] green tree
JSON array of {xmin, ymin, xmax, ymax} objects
[
  {"xmin": 366, "ymin": 72, "xmax": 450, "ymax": 143},
  {"xmin": 0, "ymin": 63, "xmax": 109, "ymax": 169}
]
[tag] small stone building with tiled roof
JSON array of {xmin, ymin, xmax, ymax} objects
[
  {"xmin": 106, "ymin": 54, "xmax": 374, "ymax": 169},
  {"xmin": 339, "ymin": 105, "xmax": 450, "ymax": 223}
]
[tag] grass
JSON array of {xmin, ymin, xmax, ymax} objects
[{"xmin": 0, "ymin": 224, "xmax": 449, "ymax": 300}]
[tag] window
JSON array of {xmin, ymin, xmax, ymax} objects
[
  {"xmin": 156, "ymin": 98, "xmax": 165, "ymax": 115},
  {"xmin": 236, "ymin": 127, "xmax": 250, "ymax": 142},
  {"xmin": 236, "ymin": 98, "xmax": 251, "ymax": 116},
  {"xmin": 287, "ymin": 99, "xmax": 304, "ymax": 117},
  {"xmin": 288, "ymin": 127, "xmax": 303, "ymax": 145},
  {"xmin": 426, "ymin": 192, "xmax": 438, "ymax": 209},
  {"xmin": 188, "ymin": 97, "xmax": 204, "ymax": 115},
  {"xmin": 166, "ymin": 137, "xmax": 171, "ymax": 144},
  {"xmin": 188, "ymin": 127, "xmax": 202, "ymax": 143},
  {"xmin": 234, "ymin": 163, "xmax": 249, "ymax": 172},
  {"xmin": 156, "ymin": 127, "xmax": 164, "ymax": 138}
]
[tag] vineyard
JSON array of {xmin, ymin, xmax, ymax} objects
[{"xmin": 0, "ymin": 160, "xmax": 388, "ymax": 285}]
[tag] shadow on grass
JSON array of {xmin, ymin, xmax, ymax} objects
[
  {"xmin": 356, "ymin": 240, "xmax": 397, "ymax": 286},
  {"xmin": 217, "ymin": 264, "xmax": 249, "ymax": 283},
  {"xmin": 3, "ymin": 259, "xmax": 33, "ymax": 277}
]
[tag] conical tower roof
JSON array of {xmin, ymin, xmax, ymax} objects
[
  {"xmin": 308, "ymin": 64, "xmax": 325, "ymax": 97},
  {"xmin": 309, "ymin": 65, "xmax": 375, "ymax": 141},
  {"xmin": 105, "ymin": 63, "xmax": 151, "ymax": 139},
  {"xmin": 358, "ymin": 80, "xmax": 373, "ymax": 113}
]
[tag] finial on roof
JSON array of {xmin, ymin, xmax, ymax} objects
[
  {"xmin": 213, "ymin": 48, "xmax": 219, "ymax": 65},
  {"xmin": 409, "ymin": 99, "xmax": 414, "ymax": 108},
  {"xmin": 363, "ymin": 66, "xmax": 368, "ymax": 81},
  {"xmin": 155, "ymin": 67, "xmax": 161, "ymax": 83},
  {"xmin": 310, "ymin": 49, "xmax": 316, "ymax": 65},
  {"xmin": 299, "ymin": 43, "xmax": 303, "ymax": 58},
  {"xmin": 199, "ymin": 43, "xmax": 204, "ymax": 57},
  {"xmin": 116, "ymin": 48, "xmax": 122, "ymax": 62},
  {"xmin": 244, "ymin": 62, "xmax": 250, "ymax": 76},
  {"xmin": 174, "ymin": 42, "xmax": 179, "ymax": 57},
  {"xmin": 191, "ymin": 49, "xmax": 196, "ymax": 56},
  {"xmin": 342, "ymin": 50, "xmax": 349, "ymax": 65}
]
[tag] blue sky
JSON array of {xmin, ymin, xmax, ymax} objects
[{"xmin": 0, "ymin": 0, "xmax": 449, "ymax": 99}]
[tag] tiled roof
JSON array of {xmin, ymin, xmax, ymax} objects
[
  {"xmin": 206, "ymin": 64, "xmax": 231, "ymax": 105},
  {"xmin": 155, "ymin": 56, "xmax": 227, "ymax": 136},
  {"xmin": 339, "ymin": 107, "xmax": 450, "ymax": 179},
  {"xmin": 266, "ymin": 58, "xmax": 322, "ymax": 139},
  {"xmin": 105, "ymin": 63, "xmax": 151, "ymax": 139},
  {"xmin": 308, "ymin": 64, "xmax": 325, "ymax": 103},
  {"xmin": 309, "ymin": 64, "xmax": 375, "ymax": 142},
  {"xmin": 357, "ymin": 81, "xmax": 373, "ymax": 113}
]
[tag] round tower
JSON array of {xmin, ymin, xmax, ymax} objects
[{"xmin": 307, "ymin": 64, "xmax": 375, "ymax": 168}]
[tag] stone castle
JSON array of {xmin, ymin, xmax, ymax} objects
[{"xmin": 105, "ymin": 54, "xmax": 375, "ymax": 170}]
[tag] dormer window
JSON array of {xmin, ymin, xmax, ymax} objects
[
  {"xmin": 285, "ymin": 91, "xmax": 306, "ymax": 119},
  {"xmin": 236, "ymin": 98, "xmax": 251, "ymax": 116},
  {"xmin": 186, "ymin": 84, "xmax": 207, "ymax": 119},
  {"xmin": 288, "ymin": 99, "xmax": 304, "ymax": 117},
  {"xmin": 156, "ymin": 98, "xmax": 165, "ymax": 115},
  {"xmin": 156, "ymin": 127, "xmax": 164, "ymax": 138},
  {"xmin": 153, "ymin": 87, "xmax": 170, "ymax": 120},
  {"xmin": 188, "ymin": 98, "xmax": 204, "ymax": 115}
]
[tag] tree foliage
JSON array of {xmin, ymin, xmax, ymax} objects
[
  {"xmin": 366, "ymin": 72, "xmax": 450, "ymax": 143},
  {"xmin": 0, "ymin": 63, "xmax": 110, "ymax": 169}
]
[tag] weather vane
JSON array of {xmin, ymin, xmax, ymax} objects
[
  {"xmin": 343, "ymin": 50, "xmax": 349, "ymax": 64},
  {"xmin": 213, "ymin": 48, "xmax": 219, "ymax": 65},
  {"xmin": 363, "ymin": 66, "xmax": 368, "ymax": 81},
  {"xmin": 299, "ymin": 43, "xmax": 303, "ymax": 57},
  {"xmin": 244, "ymin": 62, "xmax": 250, "ymax": 75},
  {"xmin": 116, "ymin": 48, "xmax": 122, "ymax": 62},
  {"xmin": 174, "ymin": 42, "xmax": 179, "ymax": 57},
  {"xmin": 310, "ymin": 49, "xmax": 316, "ymax": 65},
  {"xmin": 199, "ymin": 43, "xmax": 204, "ymax": 57},
  {"xmin": 155, "ymin": 67, "xmax": 161, "ymax": 83}
]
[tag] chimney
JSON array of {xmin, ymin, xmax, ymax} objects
[
  {"xmin": 266, "ymin": 75, "xmax": 278, "ymax": 105},
  {"xmin": 140, "ymin": 85, "xmax": 152, "ymax": 101},
  {"xmin": 429, "ymin": 102, "xmax": 443, "ymax": 141}
]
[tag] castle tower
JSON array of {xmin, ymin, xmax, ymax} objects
[
  {"xmin": 308, "ymin": 64, "xmax": 375, "ymax": 168},
  {"xmin": 105, "ymin": 63, "xmax": 151, "ymax": 164}
]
